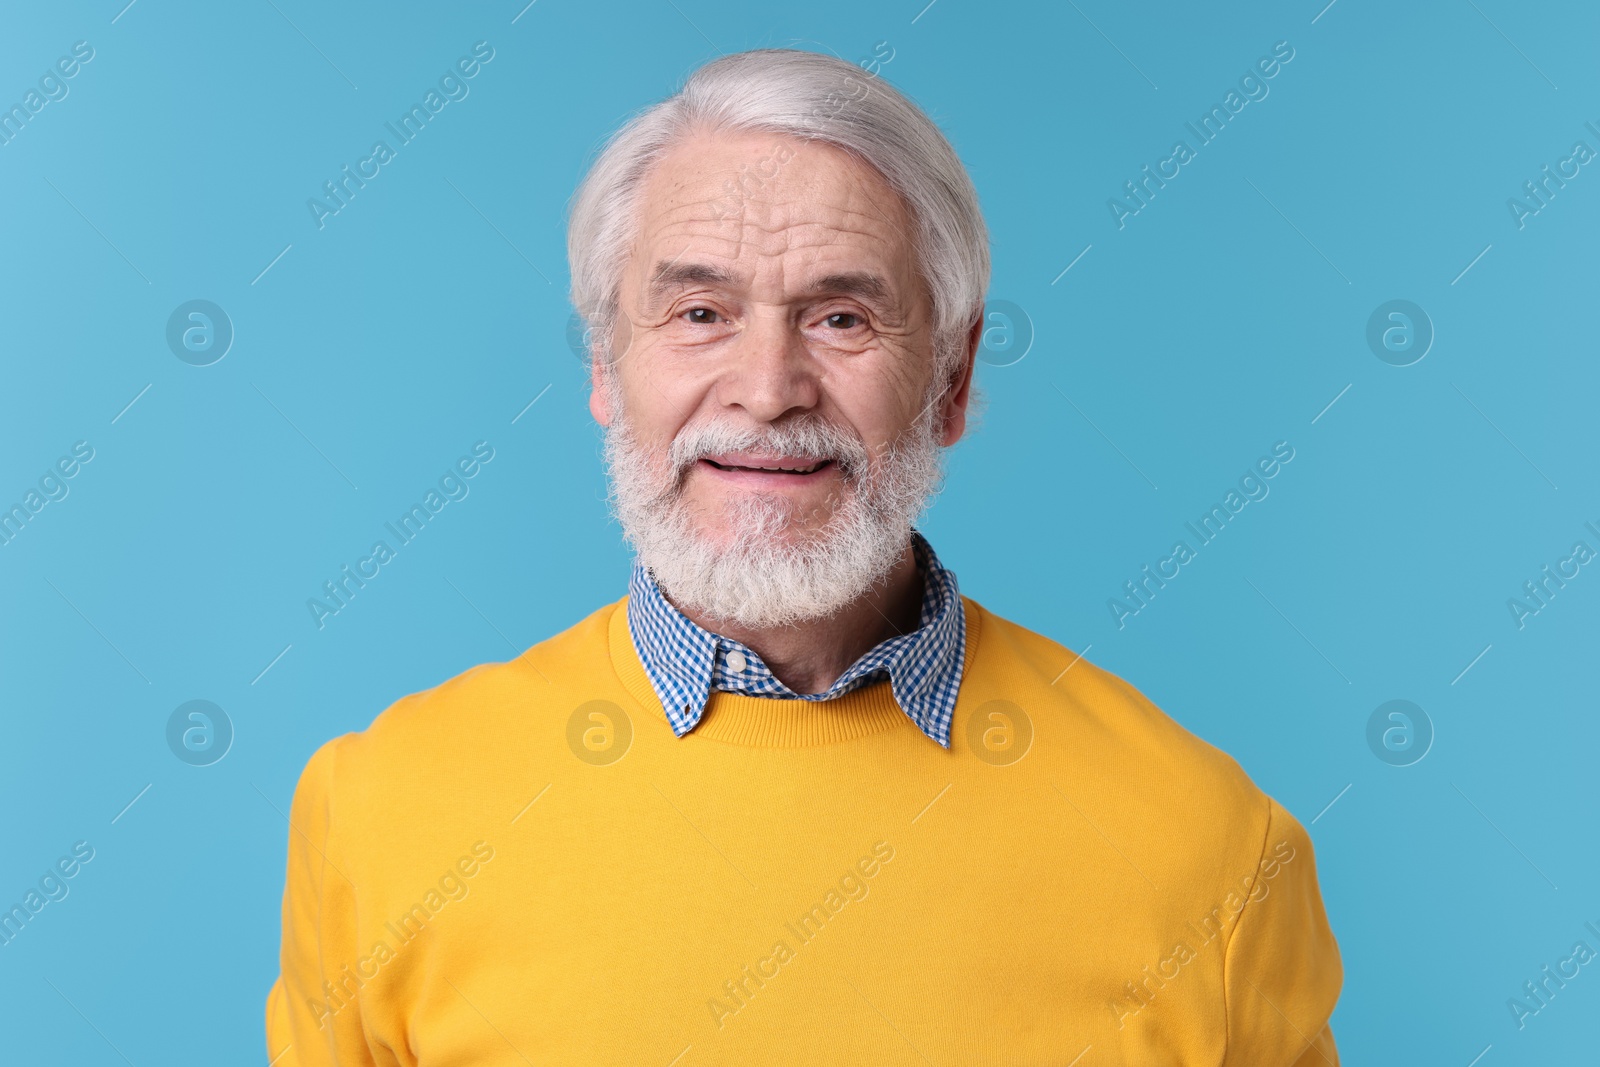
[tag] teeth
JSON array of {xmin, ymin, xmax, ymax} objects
[{"xmin": 727, "ymin": 461, "xmax": 825, "ymax": 473}]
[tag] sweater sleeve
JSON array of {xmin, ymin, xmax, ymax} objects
[
  {"xmin": 265, "ymin": 735, "xmax": 377, "ymax": 1067},
  {"xmin": 1220, "ymin": 794, "xmax": 1344, "ymax": 1067}
]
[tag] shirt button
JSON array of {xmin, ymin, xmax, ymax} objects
[{"xmin": 726, "ymin": 649, "xmax": 748, "ymax": 673}]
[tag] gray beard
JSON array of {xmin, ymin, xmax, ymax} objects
[{"xmin": 600, "ymin": 374, "xmax": 947, "ymax": 630}]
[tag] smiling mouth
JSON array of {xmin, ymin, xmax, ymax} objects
[{"xmin": 701, "ymin": 458, "xmax": 835, "ymax": 475}]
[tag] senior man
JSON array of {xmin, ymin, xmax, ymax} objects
[{"xmin": 267, "ymin": 48, "xmax": 1343, "ymax": 1065}]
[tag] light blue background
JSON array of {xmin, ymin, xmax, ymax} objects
[{"xmin": 2, "ymin": 0, "xmax": 1596, "ymax": 1062}]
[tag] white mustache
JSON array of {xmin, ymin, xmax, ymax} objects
[{"xmin": 665, "ymin": 417, "xmax": 873, "ymax": 485}]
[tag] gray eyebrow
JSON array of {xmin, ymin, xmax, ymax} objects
[
  {"xmin": 645, "ymin": 261, "xmax": 737, "ymax": 308},
  {"xmin": 803, "ymin": 271, "xmax": 891, "ymax": 306}
]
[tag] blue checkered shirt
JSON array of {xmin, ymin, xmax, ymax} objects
[{"xmin": 626, "ymin": 529, "xmax": 967, "ymax": 747}]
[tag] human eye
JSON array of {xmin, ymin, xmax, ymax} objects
[
  {"xmin": 681, "ymin": 306, "xmax": 723, "ymax": 325},
  {"xmin": 804, "ymin": 305, "xmax": 875, "ymax": 353}
]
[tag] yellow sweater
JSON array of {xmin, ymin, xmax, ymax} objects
[{"xmin": 267, "ymin": 594, "xmax": 1342, "ymax": 1065}]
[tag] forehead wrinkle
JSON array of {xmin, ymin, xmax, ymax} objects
[
  {"xmin": 641, "ymin": 217, "xmax": 915, "ymax": 316},
  {"xmin": 630, "ymin": 140, "xmax": 924, "ymax": 320},
  {"xmin": 648, "ymin": 162, "xmax": 907, "ymax": 243},
  {"xmin": 650, "ymin": 206, "xmax": 895, "ymax": 257}
]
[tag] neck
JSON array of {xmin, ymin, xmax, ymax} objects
[{"xmin": 670, "ymin": 538, "xmax": 924, "ymax": 694}]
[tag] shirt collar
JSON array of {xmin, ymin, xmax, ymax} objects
[{"xmin": 625, "ymin": 530, "xmax": 966, "ymax": 747}]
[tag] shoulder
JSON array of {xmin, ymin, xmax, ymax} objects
[
  {"xmin": 964, "ymin": 596, "xmax": 1253, "ymax": 784},
  {"xmin": 962, "ymin": 595, "xmax": 1276, "ymax": 860},
  {"xmin": 964, "ymin": 600, "xmax": 1341, "ymax": 1048},
  {"xmin": 296, "ymin": 596, "xmax": 625, "ymax": 804}
]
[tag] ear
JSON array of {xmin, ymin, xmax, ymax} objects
[{"xmin": 936, "ymin": 313, "xmax": 983, "ymax": 447}]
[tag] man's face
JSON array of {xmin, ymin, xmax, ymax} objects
[{"xmin": 590, "ymin": 128, "xmax": 975, "ymax": 627}]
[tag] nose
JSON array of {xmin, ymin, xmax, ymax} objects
[{"xmin": 715, "ymin": 307, "xmax": 820, "ymax": 422}]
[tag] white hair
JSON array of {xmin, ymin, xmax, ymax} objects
[{"xmin": 566, "ymin": 46, "xmax": 991, "ymax": 386}]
